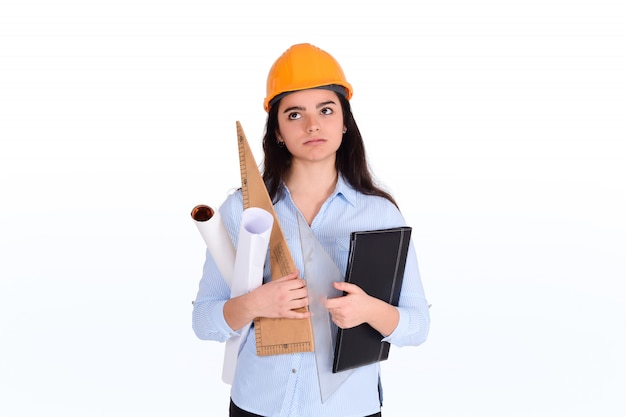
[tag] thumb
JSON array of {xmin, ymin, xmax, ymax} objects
[{"xmin": 334, "ymin": 281, "xmax": 362, "ymax": 294}]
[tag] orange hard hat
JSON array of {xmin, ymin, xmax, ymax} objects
[{"xmin": 264, "ymin": 43, "xmax": 353, "ymax": 112}]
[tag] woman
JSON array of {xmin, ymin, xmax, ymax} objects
[{"xmin": 192, "ymin": 43, "xmax": 430, "ymax": 417}]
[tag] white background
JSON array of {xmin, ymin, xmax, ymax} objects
[{"xmin": 1, "ymin": 0, "xmax": 625, "ymax": 416}]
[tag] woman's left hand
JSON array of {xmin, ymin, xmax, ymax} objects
[
  {"xmin": 325, "ymin": 281, "xmax": 400, "ymax": 336},
  {"xmin": 324, "ymin": 282, "xmax": 373, "ymax": 329}
]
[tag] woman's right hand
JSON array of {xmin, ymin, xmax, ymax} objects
[
  {"xmin": 250, "ymin": 271, "xmax": 310, "ymax": 319},
  {"xmin": 223, "ymin": 271, "xmax": 309, "ymax": 331}
]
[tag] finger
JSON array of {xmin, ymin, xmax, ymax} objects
[
  {"xmin": 334, "ymin": 281, "xmax": 361, "ymax": 294},
  {"xmin": 288, "ymin": 287, "xmax": 308, "ymax": 301},
  {"xmin": 284, "ymin": 301, "xmax": 311, "ymax": 318},
  {"xmin": 274, "ymin": 270, "xmax": 300, "ymax": 282},
  {"xmin": 324, "ymin": 295, "xmax": 343, "ymax": 310},
  {"xmin": 285, "ymin": 310, "xmax": 310, "ymax": 319},
  {"xmin": 289, "ymin": 296, "xmax": 309, "ymax": 310},
  {"xmin": 287, "ymin": 278, "xmax": 307, "ymax": 290}
]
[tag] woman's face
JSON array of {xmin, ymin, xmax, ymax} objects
[{"xmin": 275, "ymin": 88, "xmax": 345, "ymax": 165}]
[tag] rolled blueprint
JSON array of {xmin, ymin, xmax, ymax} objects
[
  {"xmin": 191, "ymin": 204, "xmax": 235, "ymax": 288},
  {"xmin": 222, "ymin": 207, "xmax": 274, "ymax": 384}
]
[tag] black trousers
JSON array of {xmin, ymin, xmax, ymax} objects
[{"xmin": 230, "ymin": 399, "xmax": 382, "ymax": 417}]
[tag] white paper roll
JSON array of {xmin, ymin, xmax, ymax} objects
[
  {"xmin": 222, "ymin": 207, "xmax": 274, "ymax": 384},
  {"xmin": 191, "ymin": 204, "xmax": 235, "ymax": 288}
]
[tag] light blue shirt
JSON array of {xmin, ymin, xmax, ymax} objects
[{"xmin": 193, "ymin": 176, "xmax": 430, "ymax": 417}]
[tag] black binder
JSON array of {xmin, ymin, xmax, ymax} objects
[{"xmin": 332, "ymin": 226, "xmax": 412, "ymax": 373}]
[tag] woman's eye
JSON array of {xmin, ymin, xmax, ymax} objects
[
  {"xmin": 288, "ymin": 112, "xmax": 301, "ymax": 120},
  {"xmin": 321, "ymin": 107, "xmax": 333, "ymax": 115}
]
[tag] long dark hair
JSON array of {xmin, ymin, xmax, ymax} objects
[{"xmin": 261, "ymin": 93, "xmax": 398, "ymax": 208}]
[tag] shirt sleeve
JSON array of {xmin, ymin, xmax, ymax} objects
[
  {"xmin": 369, "ymin": 201, "xmax": 430, "ymax": 347},
  {"xmin": 381, "ymin": 239, "xmax": 430, "ymax": 347}
]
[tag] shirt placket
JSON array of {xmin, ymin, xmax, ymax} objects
[{"xmin": 279, "ymin": 353, "xmax": 302, "ymax": 417}]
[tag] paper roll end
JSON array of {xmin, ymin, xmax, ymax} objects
[{"xmin": 191, "ymin": 205, "xmax": 214, "ymax": 222}]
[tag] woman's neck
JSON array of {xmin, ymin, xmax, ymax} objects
[
  {"xmin": 284, "ymin": 162, "xmax": 339, "ymax": 225},
  {"xmin": 284, "ymin": 160, "xmax": 337, "ymax": 195}
]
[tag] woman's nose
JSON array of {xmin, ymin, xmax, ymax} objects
[{"xmin": 306, "ymin": 116, "xmax": 320, "ymax": 133}]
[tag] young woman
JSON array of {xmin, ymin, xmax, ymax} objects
[{"xmin": 192, "ymin": 43, "xmax": 430, "ymax": 417}]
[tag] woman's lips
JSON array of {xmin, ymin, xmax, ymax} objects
[{"xmin": 304, "ymin": 138, "xmax": 325, "ymax": 145}]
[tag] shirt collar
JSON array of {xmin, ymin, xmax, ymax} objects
[{"xmin": 334, "ymin": 175, "xmax": 357, "ymax": 207}]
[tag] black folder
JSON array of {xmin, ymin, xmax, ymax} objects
[{"xmin": 332, "ymin": 226, "xmax": 412, "ymax": 373}]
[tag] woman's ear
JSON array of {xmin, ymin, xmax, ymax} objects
[{"xmin": 275, "ymin": 130, "xmax": 285, "ymax": 146}]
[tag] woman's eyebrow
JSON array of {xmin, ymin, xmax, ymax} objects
[
  {"xmin": 282, "ymin": 105, "xmax": 305, "ymax": 113},
  {"xmin": 317, "ymin": 100, "xmax": 337, "ymax": 108}
]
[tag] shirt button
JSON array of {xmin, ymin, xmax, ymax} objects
[{"xmin": 291, "ymin": 368, "xmax": 297, "ymax": 373}]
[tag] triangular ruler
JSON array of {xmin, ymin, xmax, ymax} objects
[
  {"xmin": 297, "ymin": 214, "xmax": 354, "ymax": 402},
  {"xmin": 236, "ymin": 121, "xmax": 314, "ymax": 355}
]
